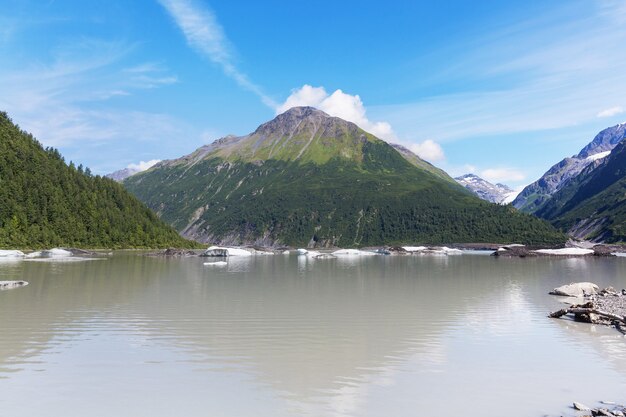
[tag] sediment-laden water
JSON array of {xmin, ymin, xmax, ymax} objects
[{"xmin": 1, "ymin": 252, "xmax": 625, "ymax": 417}]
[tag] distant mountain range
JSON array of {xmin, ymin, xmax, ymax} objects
[
  {"xmin": 106, "ymin": 160, "xmax": 160, "ymax": 182},
  {"xmin": 122, "ymin": 107, "xmax": 563, "ymax": 247},
  {"xmin": 454, "ymin": 174, "xmax": 518, "ymax": 204},
  {"xmin": 107, "ymin": 167, "xmax": 141, "ymax": 182},
  {"xmin": 514, "ymin": 122, "xmax": 626, "ymax": 242},
  {"xmin": 0, "ymin": 112, "xmax": 194, "ymax": 249},
  {"xmin": 513, "ymin": 123, "xmax": 626, "ymax": 212}
]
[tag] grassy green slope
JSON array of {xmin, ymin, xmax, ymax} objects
[{"xmin": 0, "ymin": 112, "xmax": 197, "ymax": 249}]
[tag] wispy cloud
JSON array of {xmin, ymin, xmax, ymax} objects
[
  {"xmin": 0, "ymin": 36, "xmax": 191, "ymax": 173},
  {"xmin": 127, "ymin": 159, "xmax": 161, "ymax": 172},
  {"xmin": 597, "ymin": 106, "xmax": 624, "ymax": 118},
  {"xmin": 158, "ymin": 0, "xmax": 277, "ymax": 108},
  {"xmin": 409, "ymin": 139, "xmax": 445, "ymax": 162},
  {"xmin": 372, "ymin": 1, "xmax": 626, "ymax": 143}
]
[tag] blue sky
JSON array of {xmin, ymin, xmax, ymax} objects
[{"xmin": 1, "ymin": 0, "xmax": 626, "ymax": 187}]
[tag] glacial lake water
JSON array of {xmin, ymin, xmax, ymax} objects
[{"xmin": 1, "ymin": 252, "xmax": 626, "ymax": 417}]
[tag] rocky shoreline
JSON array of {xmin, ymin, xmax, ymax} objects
[
  {"xmin": 558, "ymin": 401, "xmax": 626, "ymax": 417},
  {"xmin": 549, "ymin": 283, "xmax": 626, "ymax": 334}
]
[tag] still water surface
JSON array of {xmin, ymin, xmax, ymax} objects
[{"xmin": 1, "ymin": 253, "xmax": 625, "ymax": 417}]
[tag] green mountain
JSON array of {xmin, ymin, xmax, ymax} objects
[
  {"xmin": 124, "ymin": 107, "xmax": 564, "ymax": 247},
  {"xmin": 535, "ymin": 136, "xmax": 626, "ymax": 242},
  {"xmin": 0, "ymin": 112, "xmax": 195, "ymax": 249}
]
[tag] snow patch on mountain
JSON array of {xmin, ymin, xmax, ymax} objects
[
  {"xmin": 513, "ymin": 123, "xmax": 626, "ymax": 212},
  {"xmin": 455, "ymin": 174, "xmax": 515, "ymax": 204},
  {"xmin": 585, "ymin": 150, "xmax": 611, "ymax": 162}
]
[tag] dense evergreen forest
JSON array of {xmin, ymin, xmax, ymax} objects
[{"xmin": 0, "ymin": 112, "xmax": 197, "ymax": 249}]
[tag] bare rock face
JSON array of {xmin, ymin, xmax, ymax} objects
[
  {"xmin": 454, "ymin": 173, "xmax": 516, "ymax": 204},
  {"xmin": 550, "ymin": 282, "xmax": 599, "ymax": 297}
]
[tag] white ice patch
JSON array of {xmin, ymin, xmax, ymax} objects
[
  {"xmin": 534, "ymin": 248, "xmax": 594, "ymax": 256},
  {"xmin": 402, "ymin": 246, "xmax": 427, "ymax": 252},
  {"xmin": 585, "ymin": 150, "xmax": 611, "ymax": 162},
  {"xmin": 501, "ymin": 190, "xmax": 522, "ymax": 205},
  {"xmin": 204, "ymin": 246, "xmax": 252, "ymax": 257},
  {"xmin": 24, "ymin": 248, "xmax": 72, "ymax": 258},
  {"xmin": 0, "ymin": 250, "xmax": 25, "ymax": 258}
]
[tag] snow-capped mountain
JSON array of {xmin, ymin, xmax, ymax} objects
[
  {"xmin": 454, "ymin": 174, "xmax": 518, "ymax": 204},
  {"xmin": 512, "ymin": 123, "xmax": 626, "ymax": 212}
]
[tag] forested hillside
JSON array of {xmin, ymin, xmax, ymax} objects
[{"xmin": 0, "ymin": 112, "xmax": 196, "ymax": 249}]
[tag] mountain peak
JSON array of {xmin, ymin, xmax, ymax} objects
[
  {"xmin": 576, "ymin": 123, "xmax": 626, "ymax": 159},
  {"xmin": 278, "ymin": 106, "xmax": 329, "ymax": 118},
  {"xmin": 253, "ymin": 106, "xmax": 359, "ymax": 139},
  {"xmin": 455, "ymin": 173, "xmax": 516, "ymax": 204}
]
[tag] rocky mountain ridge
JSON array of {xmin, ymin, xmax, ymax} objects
[
  {"xmin": 513, "ymin": 123, "xmax": 626, "ymax": 212},
  {"xmin": 454, "ymin": 174, "xmax": 517, "ymax": 204}
]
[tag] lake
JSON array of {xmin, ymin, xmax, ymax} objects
[{"xmin": 1, "ymin": 252, "xmax": 625, "ymax": 417}]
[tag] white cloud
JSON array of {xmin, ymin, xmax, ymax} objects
[
  {"xmin": 0, "ymin": 40, "xmax": 199, "ymax": 175},
  {"xmin": 158, "ymin": 0, "xmax": 276, "ymax": 108},
  {"xmin": 127, "ymin": 159, "xmax": 161, "ymax": 172},
  {"xmin": 463, "ymin": 164, "xmax": 477, "ymax": 173},
  {"xmin": 597, "ymin": 106, "xmax": 624, "ymax": 118},
  {"xmin": 276, "ymin": 85, "xmax": 397, "ymax": 141},
  {"xmin": 480, "ymin": 168, "xmax": 526, "ymax": 183},
  {"xmin": 408, "ymin": 139, "xmax": 445, "ymax": 162}
]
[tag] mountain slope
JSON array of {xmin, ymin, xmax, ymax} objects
[
  {"xmin": 0, "ymin": 112, "xmax": 194, "ymax": 249},
  {"xmin": 125, "ymin": 107, "xmax": 564, "ymax": 247},
  {"xmin": 389, "ymin": 143, "xmax": 456, "ymax": 183},
  {"xmin": 454, "ymin": 174, "xmax": 517, "ymax": 204},
  {"xmin": 535, "ymin": 137, "xmax": 626, "ymax": 242},
  {"xmin": 513, "ymin": 123, "xmax": 626, "ymax": 212}
]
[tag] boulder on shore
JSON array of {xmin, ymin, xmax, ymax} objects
[{"xmin": 550, "ymin": 282, "xmax": 599, "ymax": 297}]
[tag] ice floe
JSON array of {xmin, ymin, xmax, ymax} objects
[
  {"xmin": 203, "ymin": 246, "xmax": 253, "ymax": 257},
  {"xmin": 25, "ymin": 248, "xmax": 73, "ymax": 259},
  {"xmin": 534, "ymin": 248, "xmax": 594, "ymax": 256},
  {"xmin": 0, "ymin": 250, "xmax": 25, "ymax": 258},
  {"xmin": 0, "ymin": 280, "xmax": 28, "ymax": 290},
  {"xmin": 402, "ymin": 246, "xmax": 427, "ymax": 252}
]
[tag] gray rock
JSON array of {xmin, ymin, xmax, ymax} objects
[
  {"xmin": 550, "ymin": 282, "xmax": 599, "ymax": 297},
  {"xmin": 574, "ymin": 402, "xmax": 591, "ymax": 411}
]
